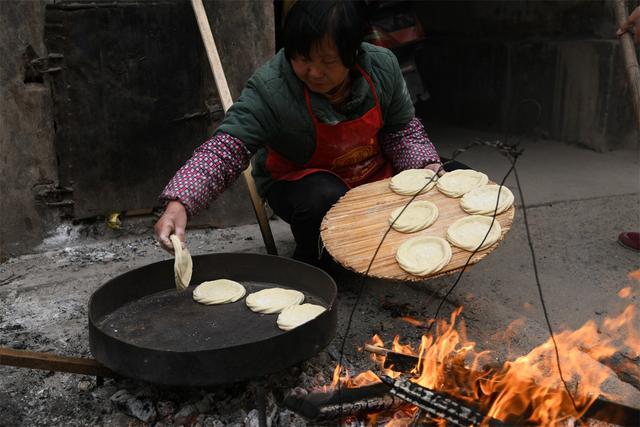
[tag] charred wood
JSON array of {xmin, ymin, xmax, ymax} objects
[
  {"xmin": 596, "ymin": 352, "xmax": 640, "ymax": 392},
  {"xmin": 364, "ymin": 344, "xmax": 420, "ymax": 373},
  {"xmin": 283, "ymin": 383, "xmax": 405, "ymax": 422},
  {"xmin": 380, "ymin": 375, "xmax": 509, "ymax": 427}
]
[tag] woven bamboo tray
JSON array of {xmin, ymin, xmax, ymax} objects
[{"xmin": 320, "ymin": 178, "xmax": 515, "ymax": 281}]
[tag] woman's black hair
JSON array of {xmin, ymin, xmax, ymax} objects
[{"xmin": 283, "ymin": 0, "xmax": 365, "ymax": 68}]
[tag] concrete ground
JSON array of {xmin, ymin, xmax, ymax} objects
[{"xmin": 0, "ymin": 127, "xmax": 638, "ymax": 426}]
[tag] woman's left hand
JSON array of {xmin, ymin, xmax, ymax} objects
[
  {"xmin": 617, "ymin": 6, "xmax": 640, "ymax": 44},
  {"xmin": 425, "ymin": 162, "xmax": 445, "ymax": 176}
]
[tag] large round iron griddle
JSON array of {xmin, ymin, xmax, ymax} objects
[{"xmin": 89, "ymin": 253, "xmax": 337, "ymax": 386}]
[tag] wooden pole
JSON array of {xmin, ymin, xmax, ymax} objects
[
  {"xmin": 0, "ymin": 347, "xmax": 115, "ymax": 378},
  {"xmin": 190, "ymin": 0, "xmax": 278, "ymax": 255},
  {"xmin": 613, "ymin": 0, "xmax": 640, "ymax": 130}
]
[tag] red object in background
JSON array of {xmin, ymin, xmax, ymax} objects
[
  {"xmin": 364, "ymin": 11, "xmax": 426, "ymax": 49},
  {"xmin": 618, "ymin": 232, "xmax": 640, "ymax": 251}
]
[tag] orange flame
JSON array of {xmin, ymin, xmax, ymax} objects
[
  {"xmin": 399, "ymin": 316, "xmax": 426, "ymax": 327},
  {"xmin": 331, "ymin": 363, "xmax": 344, "ymax": 387},
  {"xmin": 391, "ymin": 335, "xmax": 416, "ymax": 355},
  {"xmin": 410, "ymin": 303, "xmax": 638, "ymax": 425},
  {"xmin": 618, "ymin": 286, "xmax": 632, "ymax": 298},
  {"xmin": 603, "ymin": 304, "xmax": 640, "ymax": 357},
  {"xmin": 325, "ymin": 283, "xmax": 639, "ymax": 426}
]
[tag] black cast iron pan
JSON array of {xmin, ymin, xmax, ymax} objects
[{"xmin": 88, "ymin": 253, "xmax": 337, "ymax": 386}]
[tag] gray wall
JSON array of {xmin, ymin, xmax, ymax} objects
[
  {"xmin": 0, "ymin": 0, "xmax": 274, "ymax": 259},
  {"xmin": 0, "ymin": 1, "xmax": 58, "ymax": 260},
  {"xmin": 413, "ymin": 0, "xmax": 639, "ymax": 151}
]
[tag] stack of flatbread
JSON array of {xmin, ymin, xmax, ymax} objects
[
  {"xmin": 193, "ymin": 279, "xmax": 246, "ymax": 305},
  {"xmin": 388, "ymin": 201, "xmax": 439, "ymax": 233},
  {"xmin": 170, "ymin": 235, "xmax": 192, "ymax": 291},
  {"xmin": 389, "ymin": 169, "xmax": 438, "ymax": 196},
  {"xmin": 192, "ymin": 282, "xmax": 326, "ymax": 331},
  {"xmin": 436, "ymin": 169, "xmax": 488, "ymax": 198},
  {"xmin": 395, "ymin": 236, "xmax": 452, "ymax": 276},
  {"xmin": 447, "ymin": 215, "xmax": 502, "ymax": 251},
  {"xmin": 460, "ymin": 184, "xmax": 514, "ymax": 215},
  {"xmin": 277, "ymin": 303, "xmax": 327, "ymax": 331},
  {"xmin": 245, "ymin": 288, "xmax": 305, "ymax": 314},
  {"xmin": 246, "ymin": 287, "xmax": 326, "ymax": 331},
  {"xmin": 387, "ymin": 169, "xmax": 514, "ymax": 276}
]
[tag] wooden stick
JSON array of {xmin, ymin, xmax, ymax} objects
[
  {"xmin": 613, "ymin": 0, "xmax": 640, "ymax": 130},
  {"xmin": 0, "ymin": 347, "xmax": 115, "ymax": 378},
  {"xmin": 190, "ymin": 0, "xmax": 277, "ymax": 255},
  {"xmin": 364, "ymin": 344, "xmax": 421, "ymax": 372},
  {"xmin": 364, "ymin": 343, "xmax": 395, "ymax": 357}
]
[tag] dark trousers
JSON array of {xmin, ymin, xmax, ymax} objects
[
  {"xmin": 267, "ymin": 173, "xmax": 348, "ymax": 264},
  {"xmin": 266, "ymin": 159, "xmax": 468, "ymax": 264}
]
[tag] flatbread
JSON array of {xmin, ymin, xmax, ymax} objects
[
  {"xmin": 436, "ymin": 169, "xmax": 489, "ymax": 198},
  {"xmin": 389, "ymin": 169, "xmax": 438, "ymax": 196},
  {"xmin": 277, "ymin": 303, "xmax": 327, "ymax": 331},
  {"xmin": 460, "ymin": 184, "xmax": 514, "ymax": 215},
  {"xmin": 395, "ymin": 236, "xmax": 452, "ymax": 276},
  {"xmin": 193, "ymin": 279, "xmax": 246, "ymax": 305},
  {"xmin": 245, "ymin": 288, "xmax": 305, "ymax": 314},
  {"xmin": 447, "ymin": 215, "xmax": 502, "ymax": 251},
  {"xmin": 170, "ymin": 234, "xmax": 192, "ymax": 291},
  {"xmin": 389, "ymin": 201, "xmax": 439, "ymax": 233}
]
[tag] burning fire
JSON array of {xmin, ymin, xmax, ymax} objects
[
  {"xmin": 399, "ymin": 316, "xmax": 427, "ymax": 328},
  {"xmin": 328, "ymin": 274, "xmax": 639, "ymax": 425}
]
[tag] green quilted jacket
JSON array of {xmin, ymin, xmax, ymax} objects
[{"xmin": 217, "ymin": 42, "xmax": 415, "ymax": 196}]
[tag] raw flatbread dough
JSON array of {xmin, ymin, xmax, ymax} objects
[
  {"xmin": 460, "ymin": 184, "xmax": 514, "ymax": 215},
  {"xmin": 447, "ymin": 215, "xmax": 502, "ymax": 251},
  {"xmin": 436, "ymin": 169, "xmax": 489, "ymax": 198},
  {"xmin": 389, "ymin": 169, "xmax": 438, "ymax": 196},
  {"xmin": 389, "ymin": 201, "xmax": 439, "ymax": 233},
  {"xmin": 277, "ymin": 303, "xmax": 327, "ymax": 331},
  {"xmin": 245, "ymin": 288, "xmax": 305, "ymax": 314},
  {"xmin": 395, "ymin": 236, "xmax": 452, "ymax": 276},
  {"xmin": 193, "ymin": 279, "xmax": 246, "ymax": 305},
  {"xmin": 170, "ymin": 234, "xmax": 192, "ymax": 291}
]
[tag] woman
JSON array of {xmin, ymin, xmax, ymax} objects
[{"xmin": 155, "ymin": 1, "xmax": 443, "ymax": 264}]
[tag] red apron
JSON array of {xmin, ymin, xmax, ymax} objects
[{"xmin": 265, "ymin": 64, "xmax": 393, "ymax": 188}]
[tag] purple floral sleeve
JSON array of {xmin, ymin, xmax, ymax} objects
[
  {"xmin": 160, "ymin": 132, "xmax": 251, "ymax": 216},
  {"xmin": 378, "ymin": 117, "xmax": 441, "ymax": 171}
]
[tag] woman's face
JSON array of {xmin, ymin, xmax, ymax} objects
[{"xmin": 290, "ymin": 38, "xmax": 350, "ymax": 95}]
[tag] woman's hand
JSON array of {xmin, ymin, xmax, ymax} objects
[
  {"xmin": 617, "ymin": 6, "xmax": 640, "ymax": 44},
  {"xmin": 154, "ymin": 201, "xmax": 188, "ymax": 253},
  {"xmin": 425, "ymin": 162, "xmax": 445, "ymax": 176}
]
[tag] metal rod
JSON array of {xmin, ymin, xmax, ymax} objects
[
  {"xmin": 256, "ymin": 381, "xmax": 267, "ymax": 427},
  {"xmin": 190, "ymin": 0, "xmax": 278, "ymax": 255}
]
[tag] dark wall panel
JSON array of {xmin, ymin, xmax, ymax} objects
[{"xmin": 45, "ymin": 1, "xmax": 221, "ymax": 218}]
